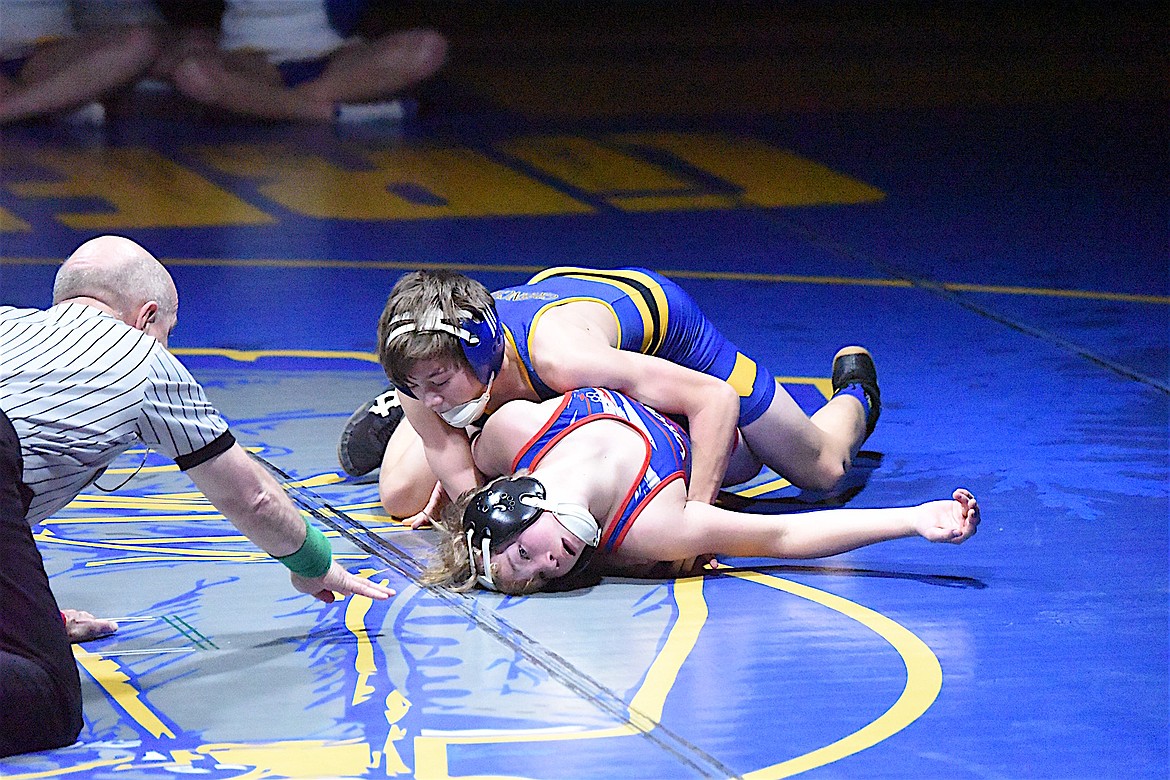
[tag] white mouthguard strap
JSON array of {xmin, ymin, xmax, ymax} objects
[{"xmin": 466, "ymin": 528, "xmax": 498, "ymax": 591}]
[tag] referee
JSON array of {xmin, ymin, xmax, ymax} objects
[{"xmin": 0, "ymin": 235, "xmax": 393, "ymax": 758}]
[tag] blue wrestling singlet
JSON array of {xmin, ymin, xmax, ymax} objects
[
  {"xmin": 492, "ymin": 267, "xmax": 778, "ymax": 425},
  {"xmin": 512, "ymin": 388, "xmax": 690, "ymax": 553}
]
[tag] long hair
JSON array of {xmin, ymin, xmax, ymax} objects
[{"xmin": 419, "ymin": 485, "xmax": 480, "ymax": 592}]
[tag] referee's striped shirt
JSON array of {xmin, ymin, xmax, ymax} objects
[{"xmin": 0, "ymin": 302, "xmax": 233, "ymax": 523}]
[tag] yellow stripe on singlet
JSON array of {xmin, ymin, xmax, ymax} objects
[{"xmin": 528, "ymin": 267, "xmax": 670, "ymax": 355}]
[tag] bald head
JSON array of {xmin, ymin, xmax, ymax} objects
[
  {"xmin": 54, "ymin": 236, "xmax": 176, "ymax": 313},
  {"xmin": 53, "ymin": 236, "xmax": 178, "ymax": 344}
]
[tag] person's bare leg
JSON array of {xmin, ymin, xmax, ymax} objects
[
  {"xmin": 739, "ymin": 382, "xmax": 866, "ymax": 493},
  {"xmin": 0, "ymin": 26, "xmax": 158, "ymax": 123},
  {"xmin": 808, "ymin": 390, "xmax": 868, "ymax": 458},
  {"xmin": 378, "ymin": 418, "xmax": 439, "ymax": 519},
  {"xmin": 0, "ymin": 75, "xmax": 16, "ymax": 107},
  {"xmin": 722, "ymin": 429, "xmax": 763, "ymax": 486},
  {"xmin": 148, "ymin": 26, "xmax": 219, "ymax": 81},
  {"xmin": 297, "ymin": 29, "xmax": 448, "ymax": 106},
  {"xmin": 170, "ymin": 50, "xmax": 334, "ymax": 121}
]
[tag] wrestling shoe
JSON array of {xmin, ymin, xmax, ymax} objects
[
  {"xmin": 831, "ymin": 346, "xmax": 881, "ymax": 438},
  {"xmin": 337, "ymin": 388, "xmax": 403, "ymax": 476}
]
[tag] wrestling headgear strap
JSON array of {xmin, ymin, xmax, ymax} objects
[
  {"xmin": 463, "ymin": 475, "xmax": 601, "ymax": 590},
  {"xmin": 385, "ymin": 307, "xmax": 504, "ymax": 394}
]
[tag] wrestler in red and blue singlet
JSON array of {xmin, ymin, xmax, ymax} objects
[{"xmin": 511, "ymin": 387, "xmax": 691, "ymax": 554}]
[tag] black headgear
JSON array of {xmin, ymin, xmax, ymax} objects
[
  {"xmin": 463, "ymin": 475, "xmax": 601, "ymax": 590},
  {"xmin": 464, "ymin": 476, "xmax": 545, "ymax": 552}
]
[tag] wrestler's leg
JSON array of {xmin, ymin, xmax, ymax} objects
[
  {"xmin": 377, "ymin": 417, "xmax": 439, "ymax": 519},
  {"xmin": 722, "ymin": 428, "xmax": 763, "ymax": 486},
  {"xmin": 739, "ymin": 381, "xmax": 866, "ymax": 493}
]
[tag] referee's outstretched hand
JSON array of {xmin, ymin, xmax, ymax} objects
[
  {"xmin": 62, "ymin": 609, "xmax": 119, "ymax": 642},
  {"xmin": 290, "ymin": 561, "xmax": 395, "ymax": 603}
]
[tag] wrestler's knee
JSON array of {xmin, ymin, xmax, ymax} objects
[
  {"xmin": 790, "ymin": 456, "xmax": 851, "ymax": 492},
  {"xmin": 376, "ymin": 28, "xmax": 448, "ymax": 82},
  {"xmin": 378, "ymin": 476, "xmax": 427, "ymax": 519},
  {"xmin": 407, "ymin": 29, "xmax": 448, "ymax": 77},
  {"xmin": 118, "ymin": 24, "xmax": 162, "ymax": 67},
  {"xmin": 170, "ymin": 56, "xmax": 222, "ymax": 101}
]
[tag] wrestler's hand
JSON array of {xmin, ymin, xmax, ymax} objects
[
  {"xmin": 62, "ymin": 609, "xmax": 119, "ymax": 643},
  {"xmin": 291, "ymin": 562, "xmax": 395, "ymax": 603},
  {"xmin": 916, "ymin": 488, "xmax": 980, "ymax": 544},
  {"xmin": 662, "ymin": 555, "xmax": 719, "ymax": 577},
  {"xmin": 403, "ymin": 483, "xmax": 448, "ymax": 530}
]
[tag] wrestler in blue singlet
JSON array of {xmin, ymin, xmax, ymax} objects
[
  {"xmin": 492, "ymin": 267, "xmax": 778, "ymax": 426},
  {"xmin": 511, "ymin": 387, "xmax": 690, "ymax": 554}
]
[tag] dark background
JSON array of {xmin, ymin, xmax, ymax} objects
[{"xmin": 153, "ymin": 1, "xmax": 1167, "ymax": 119}]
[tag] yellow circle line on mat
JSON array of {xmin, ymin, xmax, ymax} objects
[
  {"xmin": 411, "ymin": 572, "xmax": 940, "ymax": 779},
  {"xmin": 728, "ymin": 570, "xmax": 942, "ymax": 779}
]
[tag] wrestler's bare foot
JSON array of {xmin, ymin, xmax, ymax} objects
[
  {"xmin": 914, "ymin": 488, "xmax": 980, "ymax": 544},
  {"xmin": 61, "ymin": 609, "xmax": 119, "ymax": 643}
]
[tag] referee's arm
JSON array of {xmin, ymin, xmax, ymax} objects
[{"xmin": 186, "ymin": 444, "xmax": 394, "ymax": 602}]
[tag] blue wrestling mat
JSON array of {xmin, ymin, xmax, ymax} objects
[{"xmin": 0, "ymin": 3, "xmax": 1166, "ymax": 778}]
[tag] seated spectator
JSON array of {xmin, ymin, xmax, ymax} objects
[
  {"xmin": 0, "ymin": 0, "xmax": 159, "ymax": 124},
  {"xmin": 158, "ymin": 0, "xmax": 447, "ymax": 122}
]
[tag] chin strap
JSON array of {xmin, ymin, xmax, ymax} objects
[{"xmin": 466, "ymin": 528, "xmax": 498, "ymax": 590}]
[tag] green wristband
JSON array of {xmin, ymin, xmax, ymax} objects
[{"xmin": 276, "ymin": 520, "xmax": 332, "ymax": 578}]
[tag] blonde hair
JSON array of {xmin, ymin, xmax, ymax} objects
[
  {"xmin": 376, "ymin": 270, "xmax": 498, "ymax": 390},
  {"xmin": 419, "ymin": 486, "xmax": 479, "ymax": 592}
]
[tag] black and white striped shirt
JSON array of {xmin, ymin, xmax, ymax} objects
[{"xmin": 0, "ymin": 302, "xmax": 233, "ymax": 523}]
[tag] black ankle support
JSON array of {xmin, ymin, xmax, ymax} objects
[{"xmin": 831, "ymin": 352, "xmax": 881, "ymax": 438}]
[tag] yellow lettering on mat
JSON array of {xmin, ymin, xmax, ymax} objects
[
  {"xmin": 5, "ymin": 147, "xmax": 273, "ymax": 228},
  {"xmin": 199, "ymin": 143, "xmax": 591, "ymax": 219}
]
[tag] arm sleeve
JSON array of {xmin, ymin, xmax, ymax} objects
[{"xmin": 136, "ymin": 348, "xmax": 233, "ymax": 469}]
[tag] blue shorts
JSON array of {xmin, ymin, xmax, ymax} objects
[{"xmin": 276, "ymin": 58, "xmax": 329, "ymax": 87}]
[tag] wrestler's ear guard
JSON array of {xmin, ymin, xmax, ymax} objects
[
  {"xmin": 519, "ymin": 495, "xmax": 601, "ymax": 548},
  {"xmin": 462, "ymin": 475, "xmax": 602, "ymax": 590},
  {"xmin": 463, "ymin": 476, "xmax": 546, "ymax": 590},
  {"xmin": 385, "ymin": 307, "xmax": 504, "ymax": 398},
  {"xmin": 520, "ymin": 494, "xmax": 601, "ymax": 584}
]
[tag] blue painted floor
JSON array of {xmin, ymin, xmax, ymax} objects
[{"xmin": 0, "ymin": 4, "xmax": 1166, "ymax": 778}]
